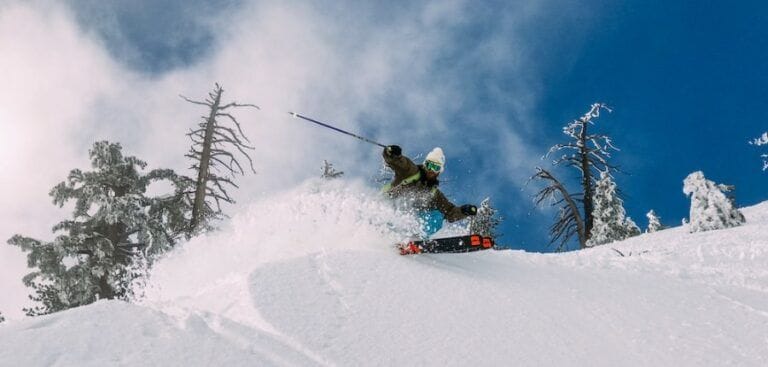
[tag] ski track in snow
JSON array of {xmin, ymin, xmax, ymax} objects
[{"xmin": 1, "ymin": 179, "xmax": 767, "ymax": 366}]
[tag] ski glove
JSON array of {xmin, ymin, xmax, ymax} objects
[
  {"xmin": 385, "ymin": 145, "xmax": 402, "ymax": 157},
  {"xmin": 461, "ymin": 204, "xmax": 477, "ymax": 216}
]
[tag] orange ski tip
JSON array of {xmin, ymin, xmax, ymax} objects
[{"xmin": 399, "ymin": 242, "xmax": 421, "ymax": 255}]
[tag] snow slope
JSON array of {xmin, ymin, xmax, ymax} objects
[{"xmin": 1, "ymin": 179, "xmax": 767, "ymax": 366}]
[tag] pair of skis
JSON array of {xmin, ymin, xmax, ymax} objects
[{"xmin": 397, "ymin": 234, "xmax": 495, "ymax": 255}]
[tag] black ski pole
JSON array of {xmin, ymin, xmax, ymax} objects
[{"xmin": 288, "ymin": 112, "xmax": 387, "ymax": 148}]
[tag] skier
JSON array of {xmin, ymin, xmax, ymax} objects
[{"xmin": 382, "ymin": 145, "xmax": 477, "ymax": 237}]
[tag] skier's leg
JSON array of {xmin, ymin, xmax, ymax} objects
[{"xmin": 417, "ymin": 209, "xmax": 445, "ymax": 238}]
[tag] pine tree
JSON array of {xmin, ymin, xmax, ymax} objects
[
  {"xmin": 750, "ymin": 132, "xmax": 768, "ymax": 171},
  {"xmin": 468, "ymin": 197, "xmax": 502, "ymax": 238},
  {"xmin": 683, "ymin": 171, "xmax": 745, "ymax": 233},
  {"xmin": 181, "ymin": 83, "xmax": 259, "ymax": 234},
  {"xmin": 0, "ymin": 311, "xmax": 5, "ymax": 323},
  {"xmin": 625, "ymin": 217, "xmax": 641, "ymax": 237},
  {"xmin": 646, "ymin": 210, "xmax": 664, "ymax": 233},
  {"xmin": 7, "ymin": 141, "xmax": 189, "ymax": 315},
  {"xmin": 586, "ymin": 172, "xmax": 639, "ymax": 246},
  {"xmin": 532, "ymin": 103, "xmax": 621, "ymax": 250},
  {"xmin": 321, "ymin": 160, "xmax": 344, "ymax": 179}
]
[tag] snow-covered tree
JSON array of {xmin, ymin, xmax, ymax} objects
[
  {"xmin": 468, "ymin": 197, "xmax": 503, "ymax": 239},
  {"xmin": 0, "ymin": 311, "xmax": 5, "ymax": 323},
  {"xmin": 181, "ymin": 83, "xmax": 259, "ymax": 234},
  {"xmin": 586, "ymin": 172, "xmax": 640, "ymax": 247},
  {"xmin": 683, "ymin": 171, "xmax": 745, "ymax": 233},
  {"xmin": 532, "ymin": 103, "xmax": 621, "ymax": 250},
  {"xmin": 7, "ymin": 141, "xmax": 189, "ymax": 316},
  {"xmin": 750, "ymin": 132, "xmax": 768, "ymax": 171},
  {"xmin": 646, "ymin": 210, "xmax": 664, "ymax": 233},
  {"xmin": 625, "ymin": 217, "xmax": 641, "ymax": 237},
  {"xmin": 321, "ymin": 160, "xmax": 344, "ymax": 179}
]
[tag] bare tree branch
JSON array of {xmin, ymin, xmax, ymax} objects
[
  {"xmin": 531, "ymin": 167, "xmax": 587, "ymax": 249},
  {"xmin": 179, "ymin": 95, "xmax": 211, "ymax": 107},
  {"xmin": 220, "ymin": 102, "xmax": 260, "ymax": 110}
]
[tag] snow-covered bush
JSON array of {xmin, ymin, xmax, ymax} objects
[
  {"xmin": 0, "ymin": 311, "xmax": 5, "ymax": 324},
  {"xmin": 468, "ymin": 197, "xmax": 502, "ymax": 238},
  {"xmin": 321, "ymin": 160, "xmax": 344, "ymax": 179},
  {"xmin": 586, "ymin": 172, "xmax": 640, "ymax": 246},
  {"xmin": 750, "ymin": 132, "xmax": 768, "ymax": 171},
  {"xmin": 683, "ymin": 171, "xmax": 745, "ymax": 233},
  {"xmin": 646, "ymin": 210, "xmax": 664, "ymax": 233}
]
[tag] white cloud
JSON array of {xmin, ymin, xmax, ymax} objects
[
  {"xmin": 0, "ymin": 3, "xmax": 119, "ymax": 225},
  {"xmin": 0, "ymin": 2, "xmax": 128, "ymax": 318}
]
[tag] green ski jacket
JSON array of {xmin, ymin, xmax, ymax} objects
[{"xmin": 382, "ymin": 149, "xmax": 468, "ymax": 222}]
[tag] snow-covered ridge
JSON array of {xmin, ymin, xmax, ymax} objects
[
  {"xmin": 554, "ymin": 201, "xmax": 768, "ymax": 291},
  {"xmin": 1, "ymin": 181, "xmax": 767, "ymax": 366}
]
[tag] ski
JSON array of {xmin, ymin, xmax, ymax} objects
[{"xmin": 398, "ymin": 234, "xmax": 494, "ymax": 255}]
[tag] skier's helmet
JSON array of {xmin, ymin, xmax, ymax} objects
[{"xmin": 424, "ymin": 147, "xmax": 445, "ymax": 173}]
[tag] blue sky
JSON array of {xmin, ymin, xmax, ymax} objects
[
  {"xmin": 436, "ymin": 0, "xmax": 768, "ymax": 251},
  {"xmin": 3, "ymin": 0, "xmax": 767, "ymax": 255},
  {"xmin": 536, "ymin": 1, "xmax": 768, "ymax": 250}
]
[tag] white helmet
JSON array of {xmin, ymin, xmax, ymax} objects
[{"xmin": 424, "ymin": 147, "xmax": 445, "ymax": 173}]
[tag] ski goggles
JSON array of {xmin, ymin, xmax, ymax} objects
[{"xmin": 425, "ymin": 160, "xmax": 442, "ymax": 172}]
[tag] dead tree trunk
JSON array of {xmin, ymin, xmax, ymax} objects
[
  {"xmin": 579, "ymin": 119, "xmax": 594, "ymax": 241},
  {"xmin": 190, "ymin": 87, "xmax": 223, "ymax": 231},
  {"xmin": 181, "ymin": 83, "xmax": 259, "ymax": 233}
]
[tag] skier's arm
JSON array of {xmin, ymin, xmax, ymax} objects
[
  {"xmin": 383, "ymin": 145, "xmax": 419, "ymax": 180},
  {"xmin": 432, "ymin": 190, "xmax": 468, "ymax": 222}
]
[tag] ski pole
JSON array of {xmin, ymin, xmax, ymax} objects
[{"xmin": 288, "ymin": 112, "xmax": 387, "ymax": 148}]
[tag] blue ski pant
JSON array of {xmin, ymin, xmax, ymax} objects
[{"xmin": 417, "ymin": 209, "xmax": 444, "ymax": 238}]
